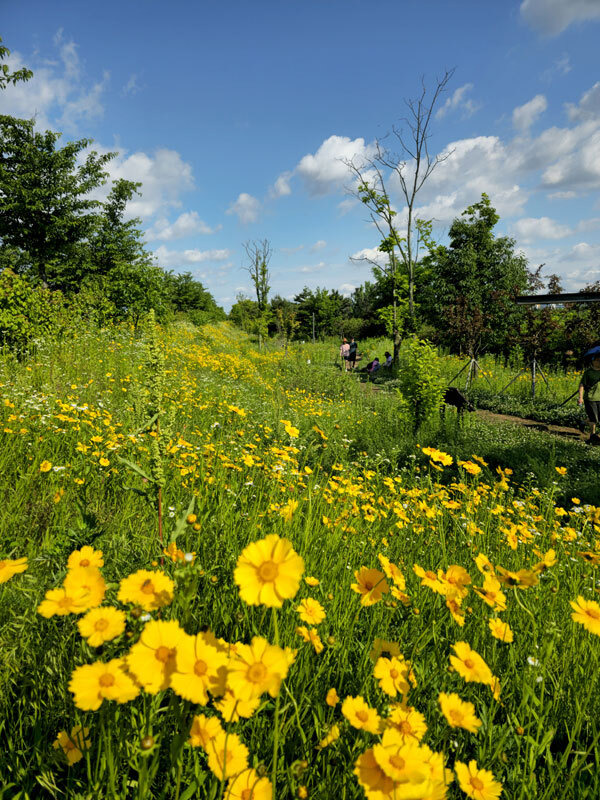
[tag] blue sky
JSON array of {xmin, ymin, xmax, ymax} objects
[{"xmin": 1, "ymin": 0, "xmax": 600, "ymax": 309}]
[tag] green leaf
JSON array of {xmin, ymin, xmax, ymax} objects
[
  {"xmin": 116, "ymin": 455, "xmax": 153, "ymax": 483},
  {"xmin": 170, "ymin": 494, "xmax": 196, "ymax": 543}
]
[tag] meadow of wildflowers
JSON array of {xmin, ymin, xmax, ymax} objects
[{"xmin": 1, "ymin": 320, "xmax": 600, "ymax": 799}]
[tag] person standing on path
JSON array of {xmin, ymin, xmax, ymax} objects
[
  {"xmin": 339, "ymin": 338, "xmax": 350, "ymax": 371},
  {"xmin": 578, "ymin": 354, "xmax": 600, "ymax": 441},
  {"xmin": 348, "ymin": 338, "xmax": 358, "ymax": 371}
]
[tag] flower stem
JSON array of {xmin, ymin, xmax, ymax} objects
[{"xmin": 272, "ymin": 607, "xmax": 281, "ymax": 798}]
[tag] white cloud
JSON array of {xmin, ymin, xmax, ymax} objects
[
  {"xmin": 350, "ymin": 247, "xmax": 387, "ymax": 266},
  {"xmin": 94, "ymin": 147, "xmax": 195, "ymax": 220},
  {"xmin": 310, "ymin": 240, "xmax": 327, "ymax": 252},
  {"xmin": 436, "ymin": 83, "xmax": 479, "ymax": 119},
  {"xmin": 0, "ymin": 33, "xmax": 107, "ymax": 132},
  {"xmin": 226, "ymin": 192, "xmax": 261, "ymax": 224},
  {"xmin": 566, "ymin": 81, "xmax": 600, "ymax": 122},
  {"xmin": 154, "ymin": 245, "xmax": 231, "ymax": 268},
  {"xmin": 280, "ymin": 245, "xmax": 304, "ymax": 255},
  {"xmin": 548, "ymin": 190, "xmax": 576, "ymax": 199},
  {"xmin": 269, "ymin": 172, "xmax": 292, "ymax": 198},
  {"xmin": 145, "ymin": 212, "xmax": 218, "ymax": 241},
  {"xmin": 512, "ymin": 94, "xmax": 547, "ymax": 132},
  {"xmin": 520, "ymin": 0, "xmax": 600, "ymax": 35},
  {"xmin": 338, "ymin": 283, "xmax": 355, "ymax": 296},
  {"xmin": 122, "ymin": 73, "xmax": 141, "ymax": 96},
  {"xmin": 563, "ymin": 242, "xmax": 600, "ymax": 262},
  {"xmin": 540, "ymin": 124, "xmax": 600, "ymax": 191},
  {"xmin": 295, "ymin": 135, "xmax": 376, "ymax": 195},
  {"xmin": 298, "ymin": 262, "xmax": 326, "ymax": 274},
  {"xmin": 513, "ymin": 216, "xmax": 573, "ymax": 242}
]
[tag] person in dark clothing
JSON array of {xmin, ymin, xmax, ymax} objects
[{"xmin": 348, "ymin": 338, "xmax": 358, "ymax": 370}]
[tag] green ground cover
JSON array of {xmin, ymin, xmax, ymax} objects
[{"xmin": 1, "ymin": 322, "xmax": 599, "ymax": 799}]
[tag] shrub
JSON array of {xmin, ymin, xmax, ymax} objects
[
  {"xmin": 0, "ymin": 269, "xmax": 64, "ymax": 352},
  {"xmin": 396, "ymin": 336, "xmax": 444, "ymax": 429}
]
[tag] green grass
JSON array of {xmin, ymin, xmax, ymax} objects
[{"xmin": 0, "ymin": 322, "xmax": 599, "ymax": 799}]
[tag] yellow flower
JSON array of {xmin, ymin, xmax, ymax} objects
[
  {"xmin": 39, "ymin": 460, "xmax": 52, "ymax": 472},
  {"xmin": 126, "ymin": 619, "xmax": 186, "ymax": 694},
  {"xmin": 279, "ymin": 499, "xmax": 299, "ymax": 522},
  {"xmin": 67, "ymin": 546, "xmax": 104, "ymax": 570},
  {"xmin": 371, "ymin": 730, "xmax": 431, "ymax": 789},
  {"xmin": 53, "ymin": 725, "xmax": 91, "ymax": 765},
  {"xmin": 450, "ymin": 642, "xmax": 493, "ymax": 686},
  {"xmin": 284, "ymin": 424, "xmax": 299, "ymax": 438},
  {"xmin": 214, "ymin": 688, "xmax": 260, "ymax": 722},
  {"xmin": 99, "ymin": 457, "xmax": 110, "ymax": 467},
  {"xmin": 117, "ymin": 569, "xmax": 174, "ymax": 611},
  {"xmin": 488, "ymin": 618, "xmax": 513, "ymax": 643},
  {"xmin": 206, "ymin": 730, "xmax": 249, "ymax": 781},
  {"xmin": 0, "ymin": 557, "xmax": 27, "ymax": 584},
  {"xmin": 226, "ymin": 636, "xmax": 291, "ymax": 701},
  {"xmin": 295, "ymin": 625, "xmax": 324, "ymax": 654},
  {"xmin": 354, "ymin": 747, "xmax": 396, "ymax": 798},
  {"xmin": 77, "ymin": 607, "xmax": 126, "ymax": 647},
  {"xmin": 473, "ymin": 576, "xmax": 506, "ymax": 612},
  {"xmin": 341, "ymin": 695, "xmax": 381, "ymax": 734},
  {"xmin": 188, "ymin": 714, "xmax": 223, "ymax": 748},
  {"xmin": 69, "ymin": 658, "xmax": 139, "ymax": 710},
  {"xmin": 438, "ymin": 692, "xmax": 481, "ymax": 733},
  {"xmin": 38, "ymin": 567, "xmax": 106, "ymax": 617},
  {"xmin": 474, "ymin": 553, "xmax": 495, "ymax": 577},
  {"xmin": 386, "ymin": 705, "xmax": 428, "ymax": 743},
  {"xmin": 326, "ymin": 687, "xmax": 339, "ymax": 706},
  {"xmin": 570, "ymin": 596, "xmax": 600, "ymax": 636},
  {"xmin": 378, "ymin": 554, "xmax": 406, "ymax": 589},
  {"xmin": 234, "ymin": 534, "xmax": 304, "ymax": 608},
  {"xmin": 555, "ymin": 466, "xmax": 567, "ymax": 476},
  {"xmin": 351, "ymin": 567, "xmax": 389, "ymax": 606},
  {"xmin": 225, "ymin": 768, "xmax": 273, "ymax": 800},
  {"xmin": 170, "ymin": 632, "xmax": 228, "ymax": 704},
  {"xmin": 296, "ymin": 597, "xmax": 326, "ymax": 625},
  {"xmin": 495, "ymin": 566, "xmax": 538, "ymax": 589},
  {"xmin": 369, "ymin": 638, "xmax": 401, "ymax": 662},
  {"xmin": 304, "ymin": 576, "xmax": 320, "ymax": 587},
  {"xmin": 455, "ymin": 759, "xmax": 502, "ymax": 800},
  {"xmin": 318, "ymin": 723, "xmax": 340, "ymax": 749},
  {"xmin": 373, "ymin": 656, "xmax": 410, "ymax": 698},
  {"xmin": 458, "ymin": 459, "xmax": 482, "ymax": 476}
]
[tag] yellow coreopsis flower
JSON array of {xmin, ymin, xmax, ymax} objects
[
  {"xmin": 488, "ymin": 618, "xmax": 514, "ymax": 643},
  {"xmin": 438, "ymin": 692, "xmax": 481, "ymax": 734},
  {"xmin": 369, "ymin": 638, "xmax": 402, "ymax": 662},
  {"xmin": 450, "ymin": 642, "xmax": 493, "ymax": 686},
  {"xmin": 354, "ymin": 748, "xmax": 396, "ymax": 799},
  {"xmin": 117, "ymin": 569, "xmax": 174, "ymax": 611},
  {"xmin": 188, "ymin": 714, "xmax": 223, "ymax": 748},
  {"xmin": 234, "ymin": 534, "xmax": 304, "ymax": 608},
  {"xmin": 454, "ymin": 759, "xmax": 502, "ymax": 800},
  {"xmin": 473, "ymin": 576, "xmax": 507, "ymax": 612},
  {"xmin": 296, "ymin": 597, "xmax": 326, "ymax": 625},
  {"xmin": 53, "ymin": 725, "xmax": 91, "ymax": 765},
  {"xmin": 170, "ymin": 632, "xmax": 228, "ymax": 704},
  {"xmin": 570, "ymin": 596, "xmax": 600, "ymax": 636},
  {"xmin": 351, "ymin": 567, "xmax": 389, "ymax": 606},
  {"xmin": 318, "ymin": 723, "xmax": 340, "ymax": 750},
  {"xmin": 279, "ymin": 499, "xmax": 299, "ymax": 522},
  {"xmin": 326, "ymin": 687, "xmax": 340, "ymax": 706},
  {"xmin": 226, "ymin": 636, "xmax": 291, "ymax": 701},
  {"xmin": 69, "ymin": 658, "xmax": 139, "ymax": 711},
  {"xmin": 225, "ymin": 768, "xmax": 272, "ymax": 800},
  {"xmin": 214, "ymin": 688, "xmax": 260, "ymax": 722},
  {"xmin": 304, "ymin": 575, "xmax": 320, "ymax": 586},
  {"xmin": 77, "ymin": 607, "xmax": 126, "ymax": 647},
  {"xmin": 295, "ymin": 625, "xmax": 324, "ymax": 654},
  {"xmin": 373, "ymin": 656, "xmax": 410, "ymax": 698},
  {"xmin": 0, "ymin": 557, "xmax": 27, "ymax": 584},
  {"xmin": 39, "ymin": 460, "xmax": 52, "ymax": 472},
  {"xmin": 126, "ymin": 619, "xmax": 186, "ymax": 694},
  {"xmin": 386, "ymin": 704, "xmax": 428, "ymax": 743},
  {"xmin": 67, "ymin": 546, "xmax": 104, "ymax": 570},
  {"xmin": 372, "ymin": 731, "xmax": 432, "ymax": 789},
  {"xmin": 205, "ymin": 730, "xmax": 249, "ymax": 781},
  {"xmin": 341, "ymin": 695, "xmax": 381, "ymax": 734}
]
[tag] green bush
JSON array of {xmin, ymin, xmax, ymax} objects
[
  {"xmin": 396, "ymin": 336, "xmax": 444, "ymax": 429},
  {"xmin": 0, "ymin": 269, "xmax": 64, "ymax": 352}
]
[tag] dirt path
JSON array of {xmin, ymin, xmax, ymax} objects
[{"xmin": 474, "ymin": 408, "xmax": 586, "ymax": 442}]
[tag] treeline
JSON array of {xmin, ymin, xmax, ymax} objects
[
  {"xmin": 0, "ymin": 113, "xmax": 225, "ymax": 349},
  {"xmin": 231, "ymin": 194, "xmax": 599, "ymax": 368}
]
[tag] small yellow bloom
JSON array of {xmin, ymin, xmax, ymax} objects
[
  {"xmin": 0, "ymin": 557, "xmax": 27, "ymax": 584},
  {"xmin": 39, "ymin": 460, "xmax": 52, "ymax": 472},
  {"xmin": 53, "ymin": 725, "xmax": 91, "ymax": 765},
  {"xmin": 341, "ymin": 695, "xmax": 381, "ymax": 733},
  {"xmin": 326, "ymin": 687, "xmax": 339, "ymax": 706},
  {"xmin": 296, "ymin": 597, "xmax": 326, "ymax": 625},
  {"xmin": 488, "ymin": 618, "xmax": 514, "ymax": 643},
  {"xmin": 78, "ymin": 607, "xmax": 126, "ymax": 647}
]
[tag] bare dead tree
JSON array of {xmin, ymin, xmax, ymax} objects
[
  {"xmin": 344, "ymin": 69, "xmax": 455, "ymax": 360},
  {"xmin": 243, "ymin": 239, "xmax": 272, "ymax": 348}
]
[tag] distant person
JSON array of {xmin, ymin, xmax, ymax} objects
[
  {"xmin": 383, "ymin": 351, "xmax": 392, "ymax": 368},
  {"xmin": 339, "ymin": 338, "xmax": 350, "ymax": 371},
  {"xmin": 348, "ymin": 338, "xmax": 358, "ymax": 370},
  {"xmin": 579, "ymin": 353, "xmax": 600, "ymax": 442},
  {"xmin": 367, "ymin": 357, "xmax": 381, "ymax": 378}
]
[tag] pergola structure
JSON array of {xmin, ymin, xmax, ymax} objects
[{"xmin": 515, "ymin": 292, "xmax": 600, "ymax": 305}]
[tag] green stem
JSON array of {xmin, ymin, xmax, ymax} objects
[{"xmin": 272, "ymin": 607, "xmax": 281, "ymax": 799}]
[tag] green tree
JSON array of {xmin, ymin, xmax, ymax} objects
[
  {"xmin": 243, "ymin": 239, "xmax": 272, "ymax": 348},
  {"xmin": 345, "ymin": 70, "xmax": 454, "ymax": 341},
  {"xmin": 426, "ymin": 193, "xmax": 529, "ymax": 357},
  {"xmin": 0, "ymin": 37, "xmax": 33, "ymax": 90},
  {"xmin": 0, "ymin": 115, "xmax": 115, "ymax": 288}
]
